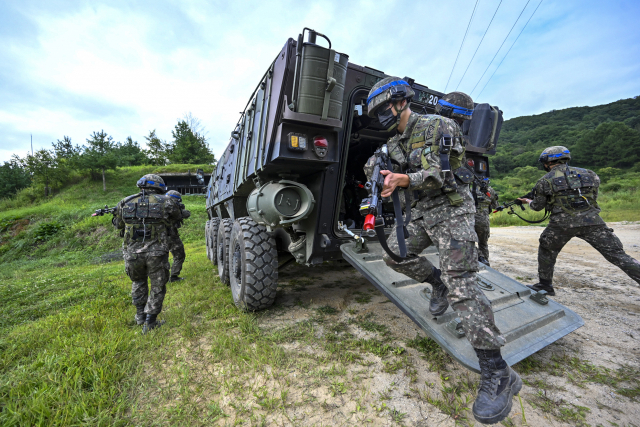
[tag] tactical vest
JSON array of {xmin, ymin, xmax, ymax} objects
[
  {"xmin": 122, "ymin": 194, "xmax": 170, "ymax": 242},
  {"xmin": 476, "ymin": 189, "xmax": 492, "ymax": 210},
  {"xmin": 544, "ymin": 166, "xmax": 598, "ymax": 215},
  {"xmin": 408, "ymin": 117, "xmax": 468, "ymax": 206}
]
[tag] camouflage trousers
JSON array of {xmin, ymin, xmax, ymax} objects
[
  {"xmin": 124, "ymin": 250, "xmax": 170, "ymax": 315},
  {"xmin": 169, "ymin": 236, "xmax": 186, "ymax": 277},
  {"xmin": 474, "ymin": 212, "xmax": 491, "ymax": 262},
  {"xmin": 539, "ymin": 224, "xmax": 640, "ymax": 285},
  {"xmin": 383, "ymin": 213, "xmax": 505, "ymax": 350}
]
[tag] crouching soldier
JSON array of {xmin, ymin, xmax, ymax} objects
[
  {"xmin": 364, "ymin": 80, "xmax": 520, "ymax": 424},
  {"xmin": 519, "ymin": 146, "xmax": 640, "ymax": 295},
  {"xmin": 113, "ymin": 174, "xmax": 182, "ymax": 333},
  {"xmin": 166, "ymin": 190, "xmax": 191, "ymax": 282}
]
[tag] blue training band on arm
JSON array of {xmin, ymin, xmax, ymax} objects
[
  {"xmin": 366, "ymin": 80, "xmax": 411, "ymax": 105},
  {"xmin": 437, "ymin": 99, "xmax": 474, "ymax": 116}
]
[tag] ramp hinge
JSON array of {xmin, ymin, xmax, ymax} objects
[{"xmin": 445, "ymin": 318, "xmax": 465, "ymax": 338}]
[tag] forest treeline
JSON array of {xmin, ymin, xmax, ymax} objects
[
  {"xmin": 489, "ymin": 96, "xmax": 640, "ymax": 202},
  {"xmin": 0, "ymin": 115, "xmax": 216, "ymax": 198}
]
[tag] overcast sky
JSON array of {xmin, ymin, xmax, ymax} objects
[{"xmin": 2, "ymin": 0, "xmax": 639, "ymax": 163}]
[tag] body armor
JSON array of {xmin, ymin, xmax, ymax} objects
[
  {"xmin": 543, "ymin": 166, "xmax": 598, "ymax": 215},
  {"xmin": 122, "ymin": 193, "xmax": 171, "ymax": 243}
]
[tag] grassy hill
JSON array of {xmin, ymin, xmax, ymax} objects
[
  {"xmin": 488, "ymin": 96, "xmax": 640, "ymax": 225},
  {"xmin": 0, "ymin": 164, "xmax": 211, "ymax": 275}
]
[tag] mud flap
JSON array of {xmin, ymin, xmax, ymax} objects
[{"xmin": 340, "ymin": 242, "xmax": 583, "ymax": 373}]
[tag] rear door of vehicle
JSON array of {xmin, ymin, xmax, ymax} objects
[{"xmin": 341, "ymin": 241, "xmax": 583, "ymax": 372}]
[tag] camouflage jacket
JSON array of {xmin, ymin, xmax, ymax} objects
[
  {"xmin": 169, "ymin": 199, "xmax": 191, "ymax": 240},
  {"xmin": 113, "ymin": 192, "xmax": 182, "ymax": 253},
  {"xmin": 364, "ymin": 112, "xmax": 475, "ymax": 227},
  {"xmin": 529, "ymin": 164, "xmax": 604, "ymax": 228},
  {"xmin": 475, "ymin": 185, "xmax": 499, "ymax": 215}
]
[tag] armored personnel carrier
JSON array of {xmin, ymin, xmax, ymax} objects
[{"xmin": 205, "ymin": 28, "xmax": 582, "ymax": 371}]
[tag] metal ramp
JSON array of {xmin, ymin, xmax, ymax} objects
[{"xmin": 341, "ymin": 242, "xmax": 584, "ymax": 372}]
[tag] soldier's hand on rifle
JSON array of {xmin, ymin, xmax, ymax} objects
[
  {"xmin": 380, "ymin": 170, "xmax": 410, "ymax": 198},
  {"xmin": 517, "ymin": 198, "xmax": 532, "ymax": 205}
]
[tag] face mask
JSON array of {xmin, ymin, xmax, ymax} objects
[{"xmin": 377, "ymin": 103, "xmax": 398, "ymax": 131}]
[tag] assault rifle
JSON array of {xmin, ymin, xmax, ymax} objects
[
  {"xmin": 358, "ymin": 144, "xmax": 412, "ymax": 262},
  {"xmin": 493, "ymin": 190, "xmax": 550, "ymax": 224},
  {"xmin": 493, "ymin": 191, "xmax": 534, "ymax": 213},
  {"xmin": 92, "ymin": 205, "xmax": 117, "ymax": 216}
]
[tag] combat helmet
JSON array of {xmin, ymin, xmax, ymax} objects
[
  {"xmin": 366, "ymin": 77, "xmax": 415, "ymax": 131},
  {"xmin": 436, "ymin": 91, "xmax": 474, "ymax": 121},
  {"xmin": 539, "ymin": 146, "xmax": 571, "ymax": 164},
  {"xmin": 166, "ymin": 190, "xmax": 182, "ymax": 201},
  {"xmin": 137, "ymin": 174, "xmax": 167, "ymax": 193}
]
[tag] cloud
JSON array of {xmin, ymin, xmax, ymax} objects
[{"xmin": 1, "ymin": 0, "xmax": 639, "ymax": 164}]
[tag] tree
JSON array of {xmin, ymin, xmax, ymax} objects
[
  {"xmin": 80, "ymin": 130, "xmax": 118, "ymax": 191},
  {"xmin": 0, "ymin": 160, "xmax": 31, "ymax": 198},
  {"xmin": 118, "ymin": 136, "xmax": 149, "ymax": 166},
  {"xmin": 15, "ymin": 149, "xmax": 61, "ymax": 196},
  {"xmin": 144, "ymin": 130, "xmax": 169, "ymax": 166},
  {"xmin": 52, "ymin": 136, "xmax": 81, "ymax": 175},
  {"xmin": 167, "ymin": 117, "xmax": 214, "ymax": 164}
]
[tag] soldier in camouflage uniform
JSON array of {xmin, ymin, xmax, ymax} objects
[
  {"xmin": 166, "ymin": 190, "xmax": 191, "ymax": 282},
  {"xmin": 474, "ymin": 181, "xmax": 499, "ymax": 266},
  {"xmin": 519, "ymin": 146, "xmax": 640, "ymax": 295},
  {"xmin": 113, "ymin": 174, "xmax": 182, "ymax": 333},
  {"xmin": 364, "ymin": 80, "xmax": 520, "ymax": 424}
]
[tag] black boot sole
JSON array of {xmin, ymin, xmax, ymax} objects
[{"xmin": 473, "ymin": 368, "xmax": 522, "ymax": 425}]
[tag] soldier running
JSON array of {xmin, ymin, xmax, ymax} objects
[
  {"xmin": 474, "ymin": 180, "xmax": 499, "ymax": 266},
  {"xmin": 113, "ymin": 174, "xmax": 182, "ymax": 333},
  {"xmin": 519, "ymin": 146, "xmax": 640, "ymax": 295},
  {"xmin": 166, "ymin": 190, "xmax": 191, "ymax": 282},
  {"xmin": 364, "ymin": 79, "xmax": 520, "ymax": 425}
]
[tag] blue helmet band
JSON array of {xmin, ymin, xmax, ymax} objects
[
  {"xmin": 168, "ymin": 194, "xmax": 181, "ymax": 199},
  {"xmin": 437, "ymin": 99, "xmax": 473, "ymax": 117},
  {"xmin": 367, "ymin": 80, "xmax": 411, "ymax": 105},
  {"xmin": 137, "ymin": 178, "xmax": 165, "ymax": 187}
]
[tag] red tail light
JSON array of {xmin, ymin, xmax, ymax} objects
[
  {"xmin": 313, "ymin": 136, "xmax": 328, "ymax": 148},
  {"xmin": 467, "ymin": 159, "xmax": 474, "ymax": 167},
  {"xmin": 363, "ymin": 214, "xmax": 375, "ymax": 231}
]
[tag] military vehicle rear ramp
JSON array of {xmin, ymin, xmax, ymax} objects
[{"xmin": 341, "ymin": 242, "xmax": 584, "ymax": 372}]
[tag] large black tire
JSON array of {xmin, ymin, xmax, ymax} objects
[
  {"xmin": 205, "ymin": 220, "xmax": 212, "ymax": 261},
  {"xmin": 208, "ymin": 218, "xmax": 220, "ymax": 265},
  {"xmin": 217, "ymin": 218, "xmax": 233, "ymax": 285},
  {"xmin": 229, "ymin": 217, "xmax": 278, "ymax": 311}
]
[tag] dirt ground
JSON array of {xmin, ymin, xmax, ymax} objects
[{"xmin": 255, "ymin": 222, "xmax": 640, "ymax": 427}]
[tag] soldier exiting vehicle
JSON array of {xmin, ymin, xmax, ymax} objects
[
  {"xmin": 113, "ymin": 174, "xmax": 182, "ymax": 333},
  {"xmin": 519, "ymin": 146, "xmax": 640, "ymax": 295},
  {"xmin": 474, "ymin": 180, "xmax": 499, "ymax": 266},
  {"xmin": 364, "ymin": 80, "xmax": 520, "ymax": 425},
  {"xmin": 166, "ymin": 190, "xmax": 191, "ymax": 282}
]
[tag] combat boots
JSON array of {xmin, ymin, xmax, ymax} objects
[
  {"xmin": 426, "ymin": 267, "xmax": 449, "ymax": 316},
  {"xmin": 527, "ymin": 279, "xmax": 555, "ymax": 296},
  {"xmin": 472, "ymin": 348, "xmax": 522, "ymax": 425},
  {"xmin": 135, "ymin": 305, "xmax": 146, "ymax": 326},
  {"xmin": 169, "ymin": 275, "xmax": 184, "ymax": 282},
  {"xmin": 142, "ymin": 313, "xmax": 165, "ymax": 334},
  {"xmin": 478, "ymin": 255, "xmax": 490, "ymax": 266}
]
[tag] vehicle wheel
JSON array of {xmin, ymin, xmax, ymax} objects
[
  {"xmin": 217, "ymin": 218, "xmax": 233, "ymax": 285},
  {"xmin": 229, "ymin": 217, "xmax": 278, "ymax": 311},
  {"xmin": 205, "ymin": 220, "xmax": 212, "ymax": 260},
  {"xmin": 209, "ymin": 218, "xmax": 220, "ymax": 265}
]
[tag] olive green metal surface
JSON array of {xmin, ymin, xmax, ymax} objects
[{"xmin": 341, "ymin": 242, "xmax": 584, "ymax": 373}]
